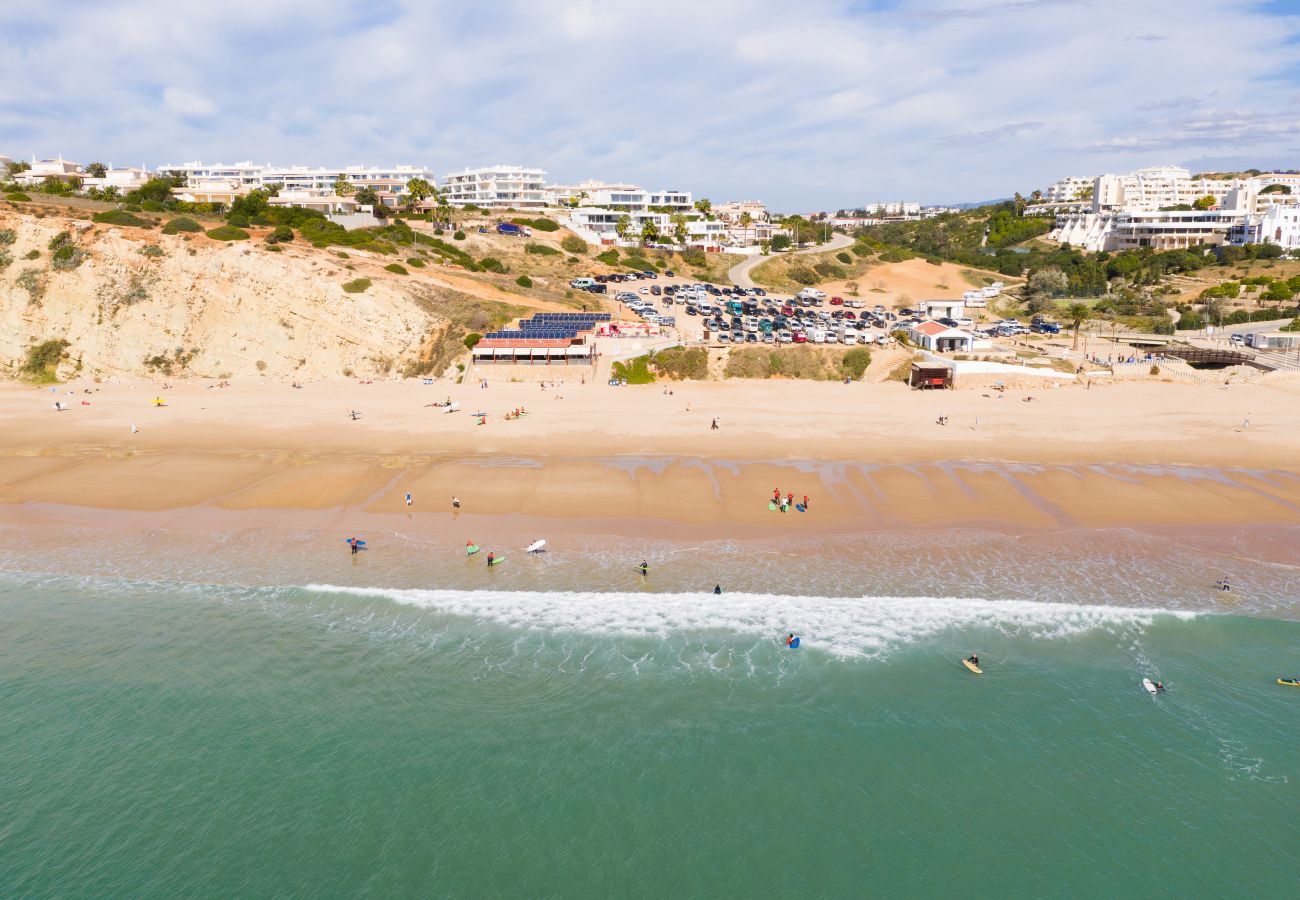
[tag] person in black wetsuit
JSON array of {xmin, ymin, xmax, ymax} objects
[
  {"xmin": 638, "ymin": 561, "xmax": 649, "ymax": 577},
  {"xmin": 713, "ymin": 585, "xmax": 722, "ymax": 594},
  {"xmin": 968, "ymin": 653, "xmax": 979, "ymax": 667}
]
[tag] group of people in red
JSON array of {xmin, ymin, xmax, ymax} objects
[{"xmin": 771, "ymin": 488, "xmax": 809, "ymax": 514}]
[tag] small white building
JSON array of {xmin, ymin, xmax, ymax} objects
[
  {"xmin": 83, "ymin": 166, "xmax": 152, "ymax": 193},
  {"xmin": 1228, "ymin": 204, "xmax": 1300, "ymax": 252},
  {"xmin": 909, "ymin": 321, "xmax": 974, "ymax": 353},
  {"xmin": 921, "ymin": 299, "xmax": 965, "ymax": 320},
  {"xmin": 12, "ymin": 156, "xmax": 84, "ymax": 186}
]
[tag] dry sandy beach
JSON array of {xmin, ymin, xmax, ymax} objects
[{"xmin": 3, "ymin": 376, "xmax": 1298, "ymax": 543}]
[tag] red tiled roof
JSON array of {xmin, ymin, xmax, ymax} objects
[{"xmin": 912, "ymin": 321, "xmax": 948, "ymax": 336}]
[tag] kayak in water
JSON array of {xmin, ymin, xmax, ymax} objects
[{"xmin": 1277, "ymin": 677, "xmax": 1299, "ymax": 687}]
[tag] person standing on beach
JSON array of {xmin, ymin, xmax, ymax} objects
[
  {"xmin": 487, "ymin": 551, "xmax": 496, "ymax": 567},
  {"xmin": 452, "ymin": 496, "xmax": 461, "ymax": 511},
  {"xmin": 405, "ymin": 492, "xmax": 413, "ymax": 508},
  {"xmin": 803, "ymin": 495, "xmax": 809, "ymax": 510}
]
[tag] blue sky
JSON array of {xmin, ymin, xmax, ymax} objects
[{"xmin": 2, "ymin": 0, "xmax": 1299, "ymax": 210}]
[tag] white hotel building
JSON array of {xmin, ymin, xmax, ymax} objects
[
  {"xmin": 1043, "ymin": 166, "xmax": 1300, "ymax": 252},
  {"xmin": 442, "ymin": 166, "xmax": 547, "ymax": 209}
]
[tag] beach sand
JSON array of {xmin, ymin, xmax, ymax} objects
[{"xmin": 2, "ymin": 377, "xmax": 1298, "ymax": 543}]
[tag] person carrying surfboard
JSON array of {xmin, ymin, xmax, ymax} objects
[
  {"xmin": 486, "ymin": 551, "xmax": 496, "ymax": 567},
  {"xmin": 638, "ymin": 561, "xmax": 649, "ymax": 577}
]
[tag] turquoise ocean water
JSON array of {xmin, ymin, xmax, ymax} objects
[{"xmin": 1, "ymin": 524, "xmax": 1296, "ymax": 897}]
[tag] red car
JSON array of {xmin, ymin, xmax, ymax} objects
[
  {"xmin": 781, "ymin": 305, "xmax": 794, "ymax": 316},
  {"xmin": 830, "ymin": 297, "xmax": 844, "ymax": 305},
  {"xmin": 793, "ymin": 331, "xmax": 808, "ymax": 343},
  {"xmin": 843, "ymin": 311, "xmax": 856, "ymax": 319}
]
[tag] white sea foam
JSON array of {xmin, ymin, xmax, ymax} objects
[{"xmin": 302, "ymin": 585, "xmax": 1200, "ymax": 659}]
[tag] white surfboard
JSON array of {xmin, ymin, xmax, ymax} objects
[
  {"xmin": 1142, "ymin": 678, "xmax": 1158, "ymax": 695},
  {"xmin": 525, "ymin": 539, "xmax": 546, "ymax": 553}
]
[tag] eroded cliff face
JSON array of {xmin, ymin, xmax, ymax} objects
[{"xmin": 0, "ymin": 211, "xmax": 449, "ymax": 380}]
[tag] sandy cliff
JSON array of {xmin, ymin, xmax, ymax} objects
[{"xmin": 0, "ymin": 210, "xmax": 514, "ymax": 381}]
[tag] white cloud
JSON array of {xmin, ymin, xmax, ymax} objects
[
  {"xmin": 162, "ymin": 87, "xmax": 217, "ymax": 118},
  {"xmin": 0, "ymin": 0, "xmax": 1298, "ymax": 207}
]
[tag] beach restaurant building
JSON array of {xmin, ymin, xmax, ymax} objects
[
  {"xmin": 908, "ymin": 321, "xmax": 974, "ymax": 353},
  {"xmin": 472, "ymin": 313, "xmax": 611, "ymax": 366}
]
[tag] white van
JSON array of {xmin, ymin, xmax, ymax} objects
[
  {"xmin": 955, "ymin": 317, "xmax": 975, "ymax": 329},
  {"xmin": 797, "ymin": 288, "xmax": 827, "ymax": 301}
]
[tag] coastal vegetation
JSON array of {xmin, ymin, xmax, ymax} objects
[
  {"xmin": 206, "ymin": 225, "xmax": 250, "ymax": 241},
  {"xmin": 162, "ymin": 216, "xmax": 202, "ymax": 234},
  {"xmin": 724, "ymin": 346, "xmax": 870, "ymax": 380},
  {"xmin": 92, "ymin": 209, "xmax": 152, "ymax": 228},
  {"xmin": 341, "ymin": 278, "xmax": 371, "ymax": 294},
  {"xmin": 21, "ymin": 339, "xmax": 69, "ymax": 381}
]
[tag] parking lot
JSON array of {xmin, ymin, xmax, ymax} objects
[{"xmin": 571, "ymin": 271, "xmax": 907, "ymax": 349}]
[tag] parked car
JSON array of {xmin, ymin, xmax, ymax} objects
[
  {"xmin": 718, "ymin": 332, "xmax": 731, "ymax": 343},
  {"xmin": 664, "ymin": 270, "xmax": 675, "ymax": 277},
  {"xmin": 830, "ymin": 297, "xmax": 844, "ymax": 306},
  {"xmin": 1230, "ymin": 333, "xmax": 1245, "ymax": 345},
  {"xmin": 793, "ymin": 331, "xmax": 808, "ymax": 343}
]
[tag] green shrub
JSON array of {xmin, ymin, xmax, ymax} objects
[
  {"xmin": 463, "ymin": 333, "xmax": 482, "ymax": 350},
  {"xmin": 406, "ymin": 257, "xmax": 425, "ymax": 267},
  {"xmin": 21, "ymin": 339, "xmax": 69, "ymax": 382},
  {"xmin": 560, "ymin": 235, "xmax": 587, "ymax": 254},
  {"xmin": 512, "ymin": 217, "xmax": 559, "ymax": 232},
  {"xmin": 453, "ymin": 230, "xmax": 466, "ymax": 241},
  {"xmin": 789, "ymin": 266, "xmax": 818, "ymax": 285},
  {"xmin": 384, "ymin": 263, "xmax": 408, "ymax": 275},
  {"xmin": 479, "ymin": 256, "xmax": 506, "ymax": 273},
  {"xmin": 48, "ymin": 230, "xmax": 73, "ymax": 251},
  {"xmin": 525, "ymin": 242, "xmax": 561, "ymax": 256},
  {"xmin": 342, "ymin": 278, "xmax": 371, "ymax": 294},
  {"xmin": 162, "ymin": 216, "xmax": 202, "ymax": 235},
  {"xmin": 836, "ymin": 251, "xmax": 853, "ymax": 265},
  {"xmin": 0, "ymin": 228, "xmax": 15, "ymax": 246},
  {"xmin": 92, "ymin": 209, "xmax": 151, "ymax": 228},
  {"xmin": 839, "ymin": 348, "xmax": 872, "ymax": 379},
  {"xmin": 0, "ymin": 249, "xmax": 11, "ymax": 270},
  {"xmin": 51, "ymin": 243, "xmax": 86, "ymax": 271},
  {"xmin": 516, "ymin": 274, "xmax": 533, "ymax": 288},
  {"xmin": 206, "ymin": 225, "xmax": 249, "ymax": 241},
  {"xmin": 596, "ymin": 249, "xmax": 620, "ymax": 265},
  {"xmin": 680, "ymin": 249, "xmax": 706, "ymax": 267},
  {"xmin": 6, "ymin": 191, "xmax": 31, "ymax": 202},
  {"xmin": 649, "ymin": 346, "xmax": 707, "ymax": 380},
  {"xmin": 812, "ymin": 261, "xmax": 845, "ymax": 279},
  {"xmin": 24, "ymin": 249, "xmax": 40, "ymax": 260},
  {"xmin": 624, "ymin": 257, "xmax": 654, "ymax": 272},
  {"xmin": 611, "ymin": 355, "xmax": 655, "ymax": 384},
  {"xmin": 850, "ymin": 242, "xmax": 872, "ymax": 257},
  {"xmin": 140, "ymin": 244, "xmax": 165, "ymax": 258},
  {"xmin": 266, "ymin": 225, "xmax": 293, "ymax": 244},
  {"xmin": 879, "ymin": 247, "xmax": 913, "ymax": 263}
]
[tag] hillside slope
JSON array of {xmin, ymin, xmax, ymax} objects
[{"xmin": 0, "ymin": 210, "xmax": 531, "ymax": 381}]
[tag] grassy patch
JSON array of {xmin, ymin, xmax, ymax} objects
[
  {"xmin": 384, "ymin": 263, "xmax": 408, "ymax": 275},
  {"xmin": 342, "ymin": 278, "xmax": 372, "ymax": 294},
  {"xmin": 724, "ymin": 345, "xmax": 868, "ymax": 380},
  {"xmin": 21, "ymin": 339, "xmax": 69, "ymax": 382},
  {"xmin": 516, "ymin": 274, "xmax": 533, "ymax": 288},
  {"xmin": 525, "ymin": 242, "xmax": 561, "ymax": 256},
  {"xmin": 512, "ymin": 217, "xmax": 560, "ymax": 232},
  {"xmin": 611, "ymin": 355, "xmax": 655, "ymax": 384},
  {"xmin": 6, "ymin": 192, "xmax": 32, "ymax": 202},
  {"xmin": 650, "ymin": 346, "xmax": 707, "ymax": 380}
]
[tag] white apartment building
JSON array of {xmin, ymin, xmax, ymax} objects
[
  {"xmin": 1042, "ymin": 175, "xmax": 1094, "ymax": 204},
  {"xmin": 442, "ymin": 165, "xmax": 546, "ymax": 209},
  {"xmin": 715, "ymin": 200, "xmax": 769, "ymax": 223},
  {"xmin": 545, "ymin": 179, "xmax": 693, "ymax": 213},
  {"xmin": 863, "ymin": 201, "xmax": 921, "ymax": 217},
  {"xmin": 83, "ymin": 166, "xmax": 152, "ymax": 193},
  {"xmin": 160, "ymin": 161, "xmax": 437, "ymax": 207},
  {"xmin": 562, "ymin": 207, "xmax": 732, "ymax": 249},
  {"xmin": 1228, "ymin": 204, "xmax": 1300, "ymax": 252}
]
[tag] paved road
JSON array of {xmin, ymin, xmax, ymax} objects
[{"xmin": 727, "ymin": 231, "xmax": 855, "ymax": 289}]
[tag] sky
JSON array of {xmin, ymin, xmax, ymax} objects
[{"xmin": 2, "ymin": 0, "xmax": 1300, "ymax": 210}]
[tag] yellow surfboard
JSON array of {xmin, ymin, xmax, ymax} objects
[
  {"xmin": 1277, "ymin": 678, "xmax": 1299, "ymax": 687},
  {"xmin": 962, "ymin": 659, "xmax": 983, "ymax": 675}
]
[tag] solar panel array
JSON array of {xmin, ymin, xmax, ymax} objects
[{"xmin": 486, "ymin": 312, "xmax": 611, "ymax": 341}]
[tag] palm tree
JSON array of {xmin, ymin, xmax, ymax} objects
[
  {"xmin": 640, "ymin": 220, "xmax": 659, "ymax": 244},
  {"xmin": 405, "ymin": 177, "xmax": 433, "ymax": 210},
  {"xmin": 333, "ymin": 175, "xmax": 355, "ymax": 197},
  {"xmin": 615, "ymin": 214, "xmax": 632, "ymax": 242},
  {"xmin": 670, "ymin": 212, "xmax": 688, "ymax": 245},
  {"xmin": 1067, "ymin": 302, "xmax": 1091, "ymax": 351},
  {"xmin": 738, "ymin": 210, "xmax": 753, "ymax": 239}
]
